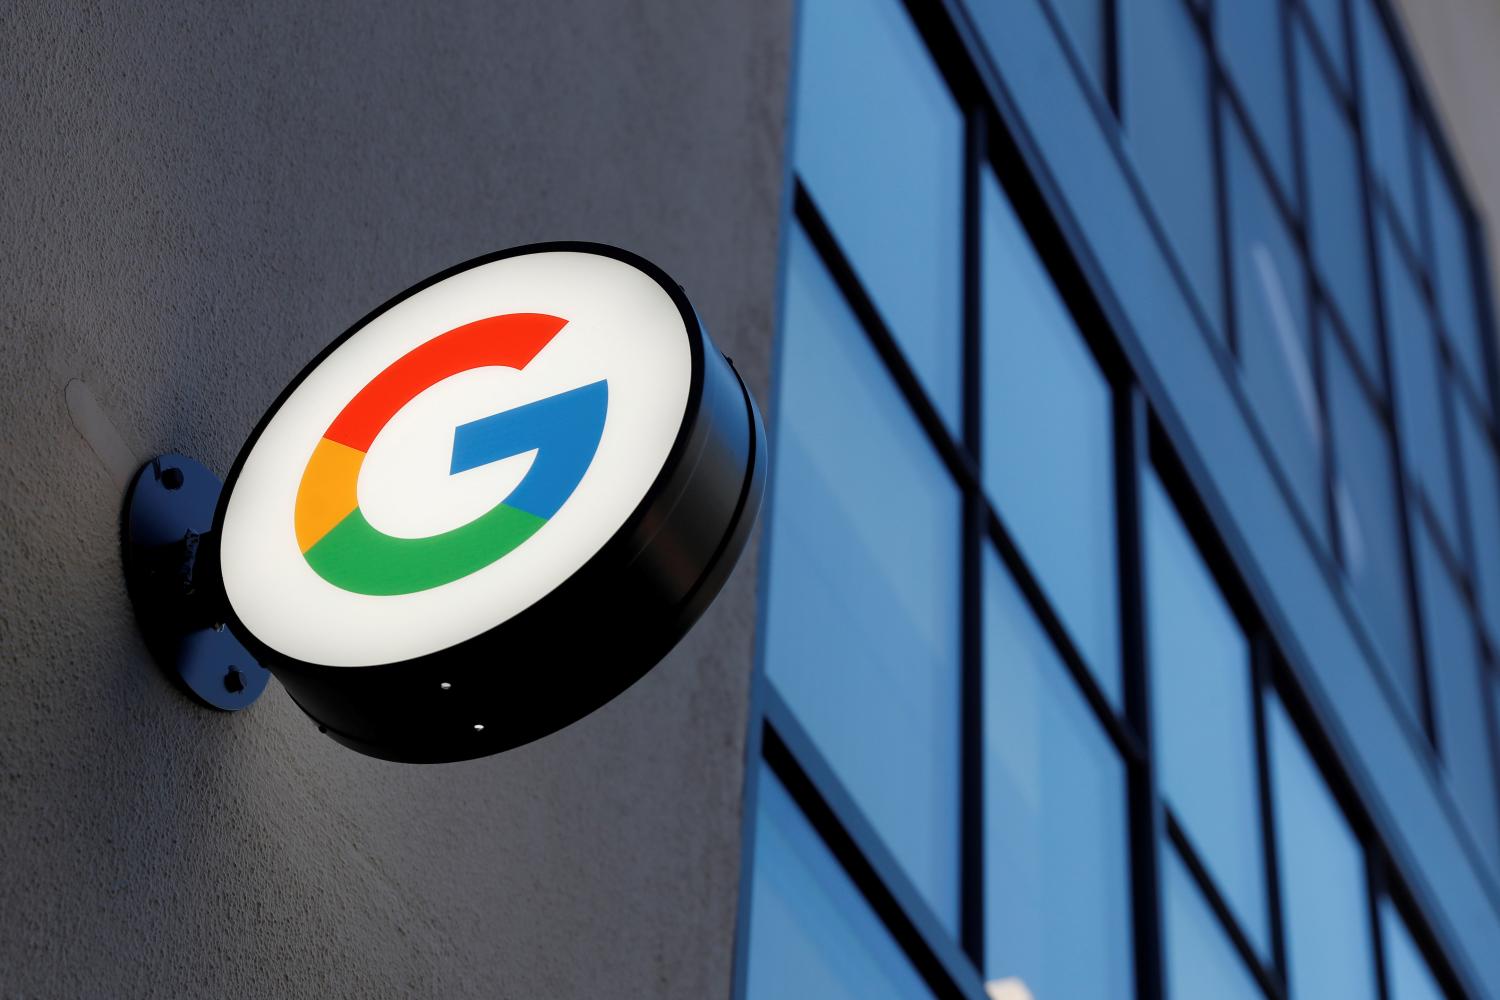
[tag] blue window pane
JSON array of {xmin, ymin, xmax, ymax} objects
[
  {"xmin": 765, "ymin": 225, "xmax": 961, "ymax": 931},
  {"xmin": 1303, "ymin": 0, "xmax": 1349, "ymax": 84},
  {"xmin": 1163, "ymin": 845, "xmax": 1267, "ymax": 1000},
  {"xmin": 1329, "ymin": 334, "xmax": 1419, "ymax": 709},
  {"xmin": 1219, "ymin": 0, "xmax": 1294, "ymax": 198},
  {"xmin": 983, "ymin": 551, "xmax": 1132, "ymax": 1000},
  {"xmin": 1267, "ymin": 697, "xmax": 1380, "ymax": 1000},
  {"xmin": 1356, "ymin": 0, "xmax": 1417, "ymax": 240},
  {"xmin": 1227, "ymin": 113, "xmax": 1327, "ymax": 544},
  {"xmin": 1146, "ymin": 470, "xmax": 1269, "ymax": 956},
  {"xmin": 1049, "ymin": 0, "xmax": 1109, "ymax": 95},
  {"xmin": 793, "ymin": 0, "xmax": 964, "ymax": 428},
  {"xmin": 1493, "ymin": 670, "xmax": 1500, "ymax": 818},
  {"xmin": 1380, "ymin": 898, "xmax": 1446, "ymax": 1000},
  {"xmin": 1124, "ymin": 0, "xmax": 1222, "ymax": 336},
  {"xmin": 1298, "ymin": 26, "xmax": 1378, "ymax": 376},
  {"xmin": 982, "ymin": 172, "xmax": 1120, "ymax": 704},
  {"xmin": 745, "ymin": 767, "xmax": 936, "ymax": 1000},
  {"xmin": 1457, "ymin": 399, "xmax": 1500, "ymax": 649},
  {"xmin": 1380, "ymin": 217, "xmax": 1459, "ymax": 544},
  {"xmin": 1422, "ymin": 132, "xmax": 1489, "ymax": 403},
  {"xmin": 1413, "ymin": 522, "xmax": 1500, "ymax": 876}
]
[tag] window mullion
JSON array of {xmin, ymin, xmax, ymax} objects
[
  {"xmin": 1118, "ymin": 386, "xmax": 1162, "ymax": 1000},
  {"xmin": 959, "ymin": 102, "xmax": 987, "ymax": 968}
]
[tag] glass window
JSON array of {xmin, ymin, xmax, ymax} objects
[
  {"xmin": 1413, "ymin": 522, "xmax": 1500, "ymax": 876},
  {"xmin": 1421, "ymin": 132, "xmax": 1489, "ymax": 402},
  {"xmin": 1380, "ymin": 217, "xmax": 1459, "ymax": 543},
  {"xmin": 1123, "ymin": 0, "xmax": 1223, "ymax": 336},
  {"xmin": 1355, "ymin": 0, "xmax": 1417, "ymax": 240},
  {"xmin": 1219, "ymin": 0, "xmax": 1294, "ymax": 198},
  {"xmin": 1267, "ymin": 697, "xmax": 1379, "ymax": 1000},
  {"xmin": 1297, "ymin": 25, "xmax": 1378, "ymax": 377},
  {"xmin": 745, "ymin": 767, "xmax": 937, "ymax": 1000},
  {"xmin": 1328, "ymin": 333, "xmax": 1419, "ymax": 707},
  {"xmin": 982, "ymin": 172, "xmax": 1120, "ymax": 704},
  {"xmin": 1456, "ymin": 398, "xmax": 1500, "ymax": 649},
  {"xmin": 1302, "ymin": 0, "xmax": 1348, "ymax": 84},
  {"xmin": 764, "ymin": 226, "xmax": 962, "ymax": 930},
  {"xmin": 1226, "ymin": 113, "xmax": 1327, "ymax": 544},
  {"xmin": 792, "ymin": 0, "xmax": 964, "ymax": 428},
  {"xmin": 1493, "ymin": 669, "xmax": 1500, "ymax": 811},
  {"xmin": 983, "ymin": 551, "xmax": 1132, "ymax": 1000},
  {"xmin": 1162, "ymin": 845, "xmax": 1267, "ymax": 1000},
  {"xmin": 1049, "ymin": 0, "xmax": 1109, "ymax": 96},
  {"xmin": 1380, "ymin": 898, "xmax": 1447, "ymax": 1000},
  {"xmin": 1146, "ymin": 470, "xmax": 1269, "ymax": 955}
]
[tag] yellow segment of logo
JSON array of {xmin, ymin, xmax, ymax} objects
[{"xmin": 295, "ymin": 438, "xmax": 364, "ymax": 553}]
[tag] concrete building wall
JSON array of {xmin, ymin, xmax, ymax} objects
[
  {"xmin": 1393, "ymin": 0, "xmax": 1500, "ymax": 341},
  {"xmin": 0, "ymin": 1, "xmax": 791, "ymax": 996}
]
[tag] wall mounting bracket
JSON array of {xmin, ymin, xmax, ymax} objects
[{"xmin": 121, "ymin": 454, "xmax": 269, "ymax": 711}]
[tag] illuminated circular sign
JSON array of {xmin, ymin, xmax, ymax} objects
[{"xmin": 211, "ymin": 244, "xmax": 764, "ymax": 762}]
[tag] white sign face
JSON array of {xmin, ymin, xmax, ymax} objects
[{"xmin": 218, "ymin": 251, "xmax": 694, "ymax": 667}]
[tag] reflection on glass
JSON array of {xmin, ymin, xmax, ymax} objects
[
  {"xmin": 1356, "ymin": 0, "xmax": 1417, "ymax": 239},
  {"xmin": 745, "ymin": 767, "xmax": 936, "ymax": 1000},
  {"xmin": 984, "ymin": 550, "xmax": 1131, "ymax": 1000},
  {"xmin": 1328, "ymin": 333, "xmax": 1418, "ymax": 710},
  {"xmin": 985, "ymin": 977, "xmax": 1036, "ymax": 1000},
  {"xmin": 1124, "ymin": 0, "xmax": 1222, "ymax": 334},
  {"xmin": 1380, "ymin": 217, "xmax": 1458, "ymax": 542},
  {"xmin": 1226, "ymin": 112, "xmax": 1326, "ymax": 543},
  {"xmin": 1380, "ymin": 897, "xmax": 1446, "ymax": 1000},
  {"xmin": 1219, "ymin": 0, "xmax": 1293, "ymax": 196},
  {"xmin": 793, "ymin": 0, "xmax": 964, "ymax": 427},
  {"xmin": 1412, "ymin": 522, "xmax": 1500, "ymax": 876},
  {"xmin": 982, "ymin": 171, "xmax": 1120, "ymax": 704},
  {"xmin": 1456, "ymin": 399, "xmax": 1500, "ymax": 654},
  {"xmin": 1146, "ymin": 470, "xmax": 1269, "ymax": 956},
  {"xmin": 1268, "ymin": 697, "xmax": 1378, "ymax": 1000},
  {"xmin": 1163, "ymin": 845, "xmax": 1266, "ymax": 1000},
  {"xmin": 764, "ymin": 225, "xmax": 961, "ymax": 932},
  {"xmin": 1297, "ymin": 26, "xmax": 1376, "ymax": 374},
  {"xmin": 1423, "ymin": 131, "xmax": 1489, "ymax": 403}
]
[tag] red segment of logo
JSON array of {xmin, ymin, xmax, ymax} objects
[{"xmin": 322, "ymin": 313, "xmax": 567, "ymax": 452}]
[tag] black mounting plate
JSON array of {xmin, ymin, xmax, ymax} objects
[{"xmin": 122, "ymin": 454, "xmax": 270, "ymax": 711}]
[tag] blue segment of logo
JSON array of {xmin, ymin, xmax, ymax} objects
[{"xmin": 449, "ymin": 380, "xmax": 610, "ymax": 520}]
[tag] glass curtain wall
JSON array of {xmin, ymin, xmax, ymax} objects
[{"xmin": 739, "ymin": 0, "xmax": 1499, "ymax": 997}]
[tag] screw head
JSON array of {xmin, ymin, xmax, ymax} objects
[{"xmin": 160, "ymin": 466, "xmax": 185, "ymax": 490}]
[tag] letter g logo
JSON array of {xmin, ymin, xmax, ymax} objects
[{"xmin": 293, "ymin": 313, "xmax": 609, "ymax": 596}]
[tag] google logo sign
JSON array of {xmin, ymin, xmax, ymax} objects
[
  {"xmin": 209, "ymin": 244, "xmax": 764, "ymax": 761},
  {"xmin": 293, "ymin": 313, "xmax": 607, "ymax": 596}
]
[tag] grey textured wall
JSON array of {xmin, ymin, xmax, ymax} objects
[{"xmin": 0, "ymin": 1, "xmax": 790, "ymax": 996}]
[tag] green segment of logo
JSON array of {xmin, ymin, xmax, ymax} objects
[{"xmin": 304, "ymin": 503, "xmax": 546, "ymax": 597}]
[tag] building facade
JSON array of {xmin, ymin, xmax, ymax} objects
[{"xmin": 4, "ymin": 0, "xmax": 1500, "ymax": 997}]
